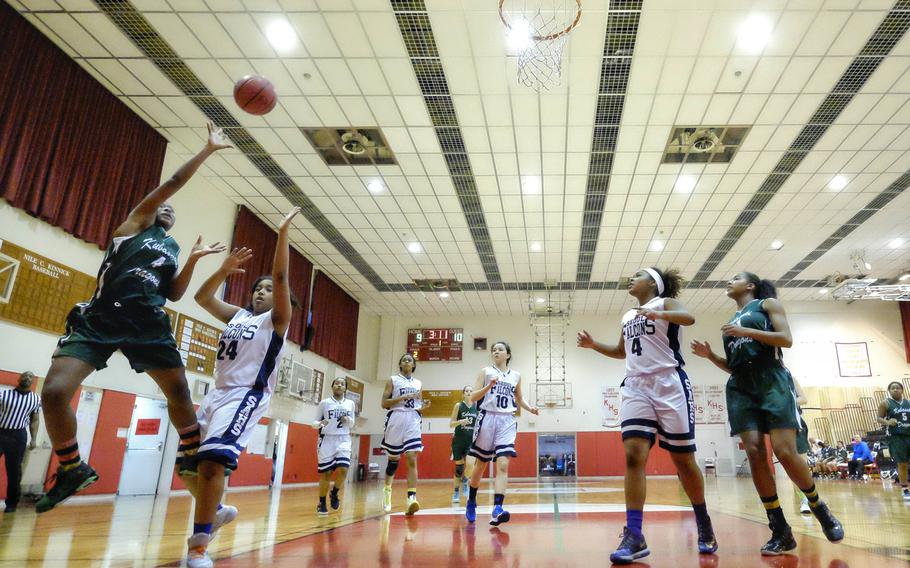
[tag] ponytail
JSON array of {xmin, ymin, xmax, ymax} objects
[{"xmin": 743, "ymin": 272, "xmax": 778, "ymax": 299}]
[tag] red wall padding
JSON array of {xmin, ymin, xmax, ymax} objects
[
  {"xmin": 229, "ymin": 418, "xmax": 273, "ymax": 487},
  {"xmin": 511, "ymin": 432, "xmax": 538, "ymax": 477},
  {"xmin": 82, "ymin": 390, "xmax": 135, "ymax": 495},
  {"xmin": 359, "ymin": 435, "xmax": 370, "ymax": 466},
  {"xmin": 282, "ymin": 421, "xmax": 318, "ymax": 484},
  {"xmin": 576, "ymin": 431, "xmax": 677, "ymax": 476}
]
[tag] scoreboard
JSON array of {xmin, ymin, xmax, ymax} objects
[{"xmin": 407, "ymin": 328, "xmax": 463, "ymax": 362}]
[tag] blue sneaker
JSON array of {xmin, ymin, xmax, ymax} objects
[
  {"xmin": 609, "ymin": 527, "xmax": 650, "ymax": 564},
  {"xmin": 465, "ymin": 500, "xmax": 476, "ymax": 523},
  {"xmin": 697, "ymin": 521, "xmax": 718, "ymax": 554},
  {"xmin": 489, "ymin": 505, "xmax": 511, "ymax": 526}
]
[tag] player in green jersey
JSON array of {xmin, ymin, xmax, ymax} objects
[
  {"xmin": 691, "ymin": 271, "xmax": 843, "ymax": 555},
  {"xmin": 36, "ymin": 123, "xmax": 230, "ymax": 513},
  {"xmin": 449, "ymin": 385, "xmax": 477, "ymax": 502},
  {"xmin": 876, "ymin": 381, "xmax": 910, "ymax": 501}
]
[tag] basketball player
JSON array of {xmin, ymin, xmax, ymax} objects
[
  {"xmin": 577, "ymin": 267, "xmax": 716, "ymax": 564},
  {"xmin": 449, "ymin": 385, "xmax": 477, "ymax": 502},
  {"xmin": 465, "ymin": 341, "xmax": 539, "ymax": 526},
  {"xmin": 312, "ymin": 377, "xmax": 356, "ymax": 516},
  {"xmin": 788, "ymin": 374, "xmax": 813, "ymax": 514},
  {"xmin": 380, "ymin": 353, "xmax": 431, "ymax": 515},
  {"xmin": 691, "ymin": 272, "xmax": 844, "ymax": 555},
  {"xmin": 181, "ymin": 207, "xmax": 298, "ymax": 568},
  {"xmin": 876, "ymin": 381, "xmax": 910, "ymax": 501},
  {"xmin": 36, "ymin": 123, "xmax": 231, "ymax": 513}
]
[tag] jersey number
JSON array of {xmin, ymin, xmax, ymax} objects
[
  {"xmin": 404, "ymin": 398, "xmax": 416, "ymax": 408},
  {"xmin": 217, "ymin": 340, "xmax": 239, "ymax": 361},
  {"xmin": 495, "ymin": 395, "xmax": 510, "ymax": 409},
  {"xmin": 630, "ymin": 337, "xmax": 643, "ymax": 356},
  {"xmin": 336, "ymin": 416, "xmax": 345, "ymax": 428}
]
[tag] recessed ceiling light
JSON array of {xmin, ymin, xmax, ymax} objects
[
  {"xmin": 828, "ymin": 175, "xmax": 848, "ymax": 191},
  {"xmin": 535, "ymin": 297, "xmax": 545, "ymax": 304},
  {"xmin": 407, "ymin": 242, "xmax": 422, "ymax": 254},
  {"xmin": 818, "ymin": 288, "xmax": 829, "ymax": 294},
  {"xmin": 266, "ymin": 19, "xmax": 297, "ymax": 52},
  {"xmin": 770, "ymin": 240, "xmax": 784, "ymax": 250},
  {"xmin": 507, "ymin": 18, "xmax": 533, "ymax": 51},
  {"xmin": 900, "ymin": 273, "xmax": 910, "ymax": 281},
  {"xmin": 888, "ymin": 238, "xmax": 904, "ymax": 249},
  {"xmin": 367, "ymin": 179, "xmax": 384, "ymax": 193},
  {"xmin": 864, "ymin": 261, "xmax": 872, "ymax": 271},
  {"xmin": 529, "ymin": 241, "xmax": 542, "ymax": 252},
  {"xmin": 521, "ymin": 176, "xmax": 541, "ymax": 194},
  {"xmin": 674, "ymin": 175, "xmax": 697, "ymax": 193},
  {"xmin": 438, "ymin": 291, "xmax": 450, "ymax": 299},
  {"xmin": 737, "ymin": 14, "xmax": 773, "ymax": 54},
  {"xmin": 649, "ymin": 240, "xmax": 664, "ymax": 252}
]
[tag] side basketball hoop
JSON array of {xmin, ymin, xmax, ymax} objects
[{"xmin": 499, "ymin": 0, "xmax": 582, "ymax": 91}]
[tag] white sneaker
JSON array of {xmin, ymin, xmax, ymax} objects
[
  {"xmin": 800, "ymin": 497, "xmax": 811, "ymax": 514},
  {"xmin": 211, "ymin": 505, "xmax": 238, "ymax": 539},
  {"xmin": 406, "ymin": 494, "xmax": 420, "ymax": 516},
  {"xmin": 902, "ymin": 489, "xmax": 910, "ymax": 501},
  {"xmin": 186, "ymin": 533, "xmax": 213, "ymax": 568},
  {"xmin": 382, "ymin": 486, "xmax": 392, "ymax": 513}
]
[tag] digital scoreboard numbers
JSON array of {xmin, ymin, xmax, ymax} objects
[{"xmin": 407, "ymin": 328, "xmax": 463, "ymax": 362}]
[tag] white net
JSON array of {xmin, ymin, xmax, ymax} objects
[{"xmin": 500, "ymin": 0, "xmax": 582, "ymax": 91}]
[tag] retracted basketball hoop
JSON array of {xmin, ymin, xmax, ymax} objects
[{"xmin": 499, "ymin": 0, "xmax": 582, "ymax": 91}]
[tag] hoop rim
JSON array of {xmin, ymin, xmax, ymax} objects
[{"xmin": 499, "ymin": 0, "xmax": 582, "ymax": 42}]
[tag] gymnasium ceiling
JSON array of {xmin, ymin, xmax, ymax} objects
[{"xmin": 8, "ymin": 0, "xmax": 910, "ymax": 315}]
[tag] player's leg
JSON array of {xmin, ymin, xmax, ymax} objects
[
  {"xmin": 452, "ymin": 457, "xmax": 465, "ymax": 502},
  {"xmin": 739, "ymin": 430, "xmax": 797, "ymax": 555},
  {"xmin": 331, "ymin": 466, "xmax": 348, "ymax": 511},
  {"xmin": 404, "ymin": 450, "xmax": 420, "ymax": 515},
  {"xmin": 488, "ymin": 456, "xmax": 510, "ymax": 526},
  {"xmin": 465, "ymin": 412, "xmax": 493, "ymax": 523},
  {"xmin": 317, "ymin": 470, "xmax": 332, "ymax": 516},
  {"xmin": 382, "ymin": 454, "xmax": 398, "ymax": 513}
]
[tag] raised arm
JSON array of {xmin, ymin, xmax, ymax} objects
[
  {"xmin": 690, "ymin": 340, "xmax": 731, "ymax": 374},
  {"xmin": 271, "ymin": 207, "xmax": 300, "ymax": 337},
  {"xmin": 721, "ymin": 298, "xmax": 793, "ymax": 349},
  {"xmin": 637, "ymin": 297, "xmax": 695, "ymax": 326},
  {"xmin": 193, "ymin": 247, "xmax": 253, "ymax": 324},
  {"xmin": 167, "ymin": 237, "xmax": 226, "ymax": 301},
  {"xmin": 114, "ymin": 123, "xmax": 232, "ymax": 238},
  {"xmin": 577, "ymin": 329, "xmax": 626, "ymax": 359}
]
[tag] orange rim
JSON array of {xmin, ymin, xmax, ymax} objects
[{"xmin": 499, "ymin": 0, "xmax": 582, "ymax": 42}]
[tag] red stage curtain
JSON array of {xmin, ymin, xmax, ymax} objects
[
  {"xmin": 901, "ymin": 302, "xmax": 910, "ymax": 364},
  {"xmin": 0, "ymin": 3, "xmax": 167, "ymax": 248},
  {"xmin": 225, "ymin": 206, "xmax": 312, "ymax": 346},
  {"xmin": 310, "ymin": 271, "xmax": 359, "ymax": 370}
]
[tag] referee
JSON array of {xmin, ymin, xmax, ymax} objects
[{"xmin": 0, "ymin": 371, "xmax": 41, "ymax": 513}]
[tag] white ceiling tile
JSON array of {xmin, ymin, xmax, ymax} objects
[{"xmin": 37, "ymin": 12, "xmax": 109, "ymax": 57}]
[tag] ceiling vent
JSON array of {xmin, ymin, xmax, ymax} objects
[
  {"xmin": 413, "ymin": 278, "xmax": 461, "ymax": 293},
  {"xmin": 662, "ymin": 126, "xmax": 750, "ymax": 164},
  {"xmin": 301, "ymin": 127, "xmax": 397, "ymax": 166}
]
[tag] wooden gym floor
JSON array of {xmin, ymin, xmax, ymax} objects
[{"xmin": 1, "ymin": 475, "xmax": 908, "ymax": 567}]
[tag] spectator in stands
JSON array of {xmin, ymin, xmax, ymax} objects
[
  {"xmin": 828, "ymin": 441, "xmax": 848, "ymax": 478},
  {"xmin": 848, "ymin": 435, "xmax": 874, "ymax": 479}
]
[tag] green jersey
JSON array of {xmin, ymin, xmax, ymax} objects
[
  {"xmin": 454, "ymin": 401, "xmax": 477, "ymax": 441},
  {"xmin": 887, "ymin": 397, "xmax": 910, "ymax": 436},
  {"xmin": 723, "ymin": 298, "xmax": 780, "ymax": 372}
]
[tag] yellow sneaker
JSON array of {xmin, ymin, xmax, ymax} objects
[
  {"xmin": 382, "ymin": 485, "xmax": 392, "ymax": 513},
  {"xmin": 406, "ymin": 494, "xmax": 420, "ymax": 516}
]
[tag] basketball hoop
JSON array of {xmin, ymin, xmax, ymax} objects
[{"xmin": 499, "ymin": 0, "xmax": 582, "ymax": 91}]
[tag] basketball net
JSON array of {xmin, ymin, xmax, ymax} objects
[{"xmin": 499, "ymin": 0, "xmax": 582, "ymax": 91}]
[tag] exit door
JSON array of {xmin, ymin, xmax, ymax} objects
[{"xmin": 118, "ymin": 397, "xmax": 169, "ymax": 495}]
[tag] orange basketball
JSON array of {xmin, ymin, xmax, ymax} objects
[{"xmin": 233, "ymin": 75, "xmax": 277, "ymax": 116}]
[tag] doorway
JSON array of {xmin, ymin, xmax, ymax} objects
[
  {"xmin": 537, "ymin": 433, "xmax": 576, "ymax": 478},
  {"xmin": 118, "ymin": 396, "xmax": 169, "ymax": 495}
]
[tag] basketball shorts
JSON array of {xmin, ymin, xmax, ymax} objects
[
  {"xmin": 452, "ymin": 432, "xmax": 473, "ymax": 461},
  {"xmin": 318, "ymin": 434, "xmax": 352, "ymax": 472},
  {"xmin": 469, "ymin": 411, "xmax": 517, "ymax": 462},
  {"xmin": 191, "ymin": 386, "xmax": 271, "ymax": 471},
  {"xmin": 620, "ymin": 368, "xmax": 696, "ymax": 453},
  {"xmin": 796, "ymin": 417, "xmax": 810, "ymax": 455},
  {"xmin": 726, "ymin": 365, "xmax": 801, "ymax": 436},
  {"xmin": 54, "ymin": 304, "xmax": 182, "ymax": 372},
  {"xmin": 889, "ymin": 434, "xmax": 910, "ymax": 463},
  {"xmin": 381, "ymin": 410, "xmax": 423, "ymax": 456}
]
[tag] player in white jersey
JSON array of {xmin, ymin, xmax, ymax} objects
[
  {"xmin": 577, "ymin": 267, "xmax": 716, "ymax": 564},
  {"xmin": 311, "ymin": 376, "xmax": 356, "ymax": 516},
  {"xmin": 180, "ymin": 207, "xmax": 298, "ymax": 568},
  {"xmin": 464, "ymin": 341, "xmax": 538, "ymax": 526},
  {"xmin": 380, "ymin": 353, "xmax": 430, "ymax": 515}
]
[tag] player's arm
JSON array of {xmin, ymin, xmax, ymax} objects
[
  {"xmin": 167, "ymin": 237, "xmax": 227, "ymax": 301},
  {"xmin": 875, "ymin": 400, "xmax": 897, "ymax": 427},
  {"xmin": 638, "ymin": 298, "xmax": 694, "ymax": 325},
  {"xmin": 270, "ymin": 207, "xmax": 300, "ymax": 336},
  {"xmin": 194, "ymin": 247, "xmax": 252, "ymax": 324},
  {"xmin": 114, "ymin": 123, "xmax": 232, "ymax": 238},
  {"xmin": 449, "ymin": 403, "xmax": 465, "ymax": 429},
  {"xmin": 310, "ymin": 401, "xmax": 329, "ymax": 429},
  {"xmin": 469, "ymin": 370, "xmax": 494, "ymax": 403},
  {"xmin": 791, "ymin": 376, "xmax": 808, "ymax": 406},
  {"xmin": 515, "ymin": 379, "xmax": 539, "ymax": 415},
  {"xmin": 690, "ymin": 340, "xmax": 731, "ymax": 373},
  {"xmin": 577, "ymin": 329, "xmax": 625, "ymax": 359},
  {"xmin": 721, "ymin": 298, "xmax": 793, "ymax": 348}
]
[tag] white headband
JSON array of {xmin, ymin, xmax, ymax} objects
[{"xmin": 643, "ymin": 268, "xmax": 665, "ymax": 296}]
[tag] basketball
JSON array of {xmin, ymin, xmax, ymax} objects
[{"xmin": 233, "ymin": 74, "xmax": 277, "ymax": 115}]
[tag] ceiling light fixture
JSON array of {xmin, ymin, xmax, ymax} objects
[
  {"xmin": 521, "ymin": 176, "xmax": 541, "ymax": 194},
  {"xmin": 529, "ymin": 241, "xmax": 542, "ymax": 252},
  {"xmin": 770, "ymin": 240, "xmax": 784, "ymax": 250},
  {"xmin": 828, "ymin": 175, "xmax": 848, "ymax": 191},
  {"xmin": 507, "ymin": 18, "xmax": 533, "ymax": 51},
  {"xmin": 737, "ymin": 14, "xmax": 773, "ymax": 54},
  {"xmin": 438, "ymin": 291, "xmax": 450, "ymax": 299},
  {"xmin": 535, "ymin": 297, "xmax": 545, "ymax": 304},
  {"xmin": 864, "ymin": 261, "xmax": 873, "ymax": 271},
  {"xmin": 900, "ymin": 273, "xmax": 910, "ymax": 281},
  {"xmin": 888, "ymin": 238, "xmax": 904, "ymax": 249},
  {"xmin": 266, "ymin": 19, "xmax": 297, "ymax": 52},
  {"xmin": 674, "ymin": 175, "xmax": 697, "ymax": 193},
  {"xmin": 818, "ymin": 288, "xmax": 829, "ymax": 294},
  {"xmin": 407, "ymin": 242, "xmax": 422, "ymax": 254},
  {"xmin": 649, "ymin": 240, "xmax": 664, "ymax": 252},
  {"xmin": 367, "ymin": 179, "xmax": 384, "ymax": 193}
]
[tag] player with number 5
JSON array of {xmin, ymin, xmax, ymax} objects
[{"xmin": 576, "ymin": 267, "xmax": 716, "ymax": 564}]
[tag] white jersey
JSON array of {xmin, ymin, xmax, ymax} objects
[
  {"xmin": 621, "ymin": 297, "xmax": 682, "ymax": 377},
  {"xmin": 317, "ymin": 397, "xmax": 356, "ymax": 436},
  {"xmin": 388, "ymin": 374, "xmax": 423, "ymax": 411},
  {"xmin": 214, "ymin": 309, "xmax": 286, "ymax": 392},
  {"xmin": 478, "ymin": 366, "xmax": 519, "ymax": 415}
]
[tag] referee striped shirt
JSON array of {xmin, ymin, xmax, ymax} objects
[{"xmin": 0, "ymin": 387, "xmax": 41, "ymax": 430}]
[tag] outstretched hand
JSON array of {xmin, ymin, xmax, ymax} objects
[
  {"xmin": 279, "ymin": 207, "xmax": 301, "ymax": 232},
  {"xmin": 690, "ymin": 340, "xmax": 712, "ymax": 358},
  {"xmin": 205, "ymin": 121, "xmax": 232, "ymax": 152},
  {"xmin": 576, "ymin": 330, "xmax": 594, "ymax": 349},
  {"xmin": 221, "ymin": 247, "xmax": 253, "ymax": 275},
  {"xmin": 190, "ymin": 236, "xmax": 227, "ymax": 259}
]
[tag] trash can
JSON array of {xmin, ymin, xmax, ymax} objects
[{"xmin": 357, "ymin": 463, "xmax": 365, "ymax": 482}]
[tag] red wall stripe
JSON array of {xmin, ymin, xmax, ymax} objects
[
  {"xmin": 229, "ymin": 418, "xmax": 273, "ymax": 487},
  {"xmin": 282, "ymin": 421, "xmax": 319, "ymax": 484},
  {"xmin": 82, "ymin": 390, "xmax": 135, "ymax": 495}
]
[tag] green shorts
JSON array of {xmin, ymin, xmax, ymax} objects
[
  {"xmin": 889, "ymin": 434, "xmax": 910, "ymax": 463},
  {"xmin": 796, "ymin": 417, "xmax": 809, "ymax": 455},
  {"xmin": 726, "ymin": 364, "xmax": 801, "ymax": 437},
  {"xmin": 452, "ymin": 433, "xmax": 473, "ymax": 461},
  {"xmin": 54, "ymin": 305, "xmax": 183, "ymax": 373}
]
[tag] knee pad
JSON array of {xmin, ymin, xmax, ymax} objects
[
  {"xmin": 386, "ymin": 460, "xmax": 400, "ymax": 477},
  {"xmin": 454, "ymin": 463, "xmax": 465, "ymax": 478}
]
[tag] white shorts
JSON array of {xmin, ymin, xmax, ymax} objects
[
  {"xmin": 620, "ymin": 367, "xmax": 696, "ymax": 453},
  {"xmin": 381, "ymin": 410, "xmax": 423, "ymax": 456},
  {"xmin": 469, "ymin": 410, "xmax": 517, "ymax": 462},
  {"xmin": 196, "ymin": 386, "xmax": 271, "ymax": 470},
  {"xmin": 317, "ymin": 434, "xmax": 352, "ymax": 472}
]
